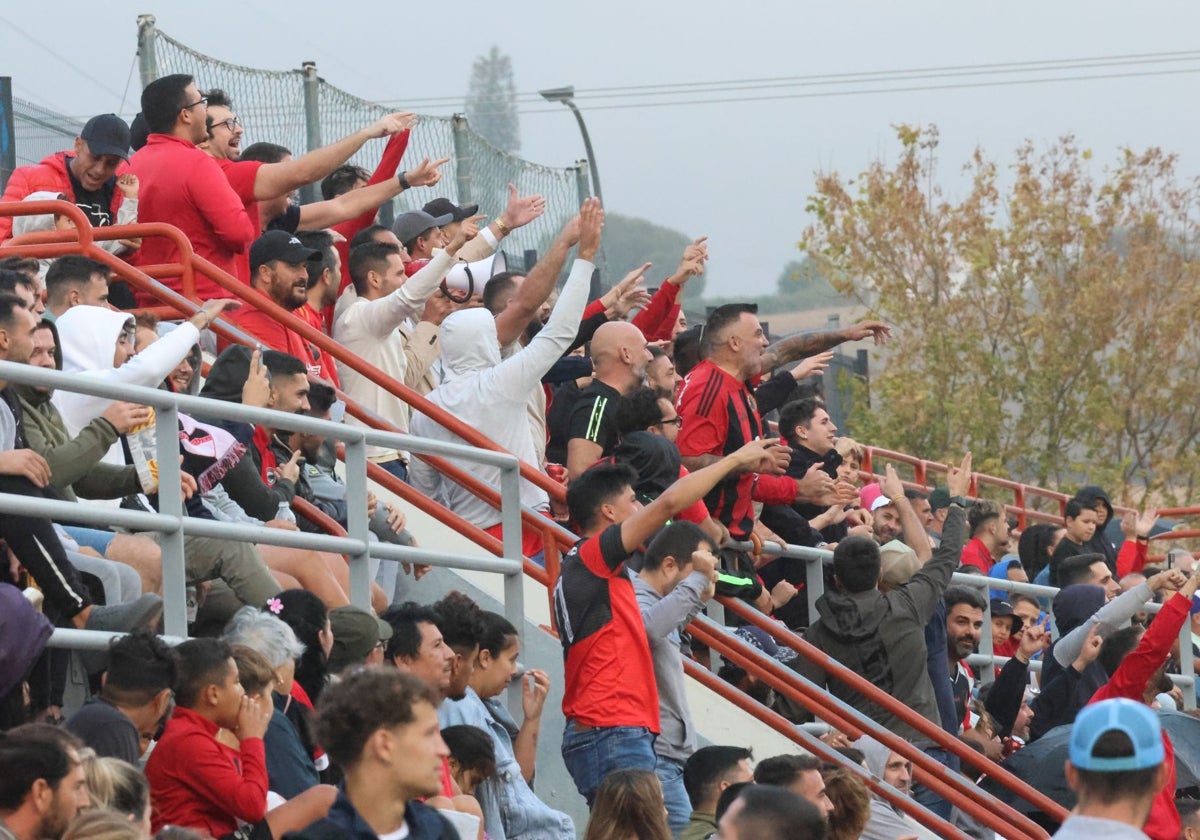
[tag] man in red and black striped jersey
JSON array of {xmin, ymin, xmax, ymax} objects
[
  {"xmin": 554, "ymin": 437, "xmax": 776, "ymax": 806},
  {"xmin": 676, "ymin": 303, "xmax": 839, "ymax": 541}
]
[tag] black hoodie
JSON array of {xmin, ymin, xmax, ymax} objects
[
  {"xmin": 1028, "ymin": 583, "xmax": 1107, "ymax": 741},
  {"xmin": 1073, "ymin": 485, "xmax": 1117, "ymax": 570}
]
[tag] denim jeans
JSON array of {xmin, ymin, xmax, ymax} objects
[
  {"xmin": 376, "ymin": 458, "xmax": 409, "ymax": 483},
  {"xmin": 560, "ymin": 723, "xmax": 657, "ymax": 806},
  {"xmin": 655, "ymin": 755, "xmax": 691, "ymax": 836}
]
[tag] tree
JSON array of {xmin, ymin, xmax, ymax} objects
[
  {"xmin": 465, "ymin": 46, "xmax": 520, "ymax": 153},
  {"xmin": 602, "ymin": 212, "xmax": 705, "ymax": 301},
  {"xmin": 801, "ymin": 125, "xmax": 1200, "ymax": 503}
]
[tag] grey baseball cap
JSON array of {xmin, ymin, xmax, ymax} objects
[{"xmin": 393, "ymin": 210, "xmax": 453, "ymax": 245}]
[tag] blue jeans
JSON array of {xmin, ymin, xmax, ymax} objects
[
  {"xmin": 560, "ymin": 723, "xmax": 657, "ymax": 806},
  {"xmin": 655, "ymin": 755, "xmax": 690, "ymax": 836},
  {"xmin": 376, "ymin": 458, "xmax": 409, "ymax": 483},
  {"xmin": 912, "ymin": 745, "xmax": 958, "ymax": 820}
]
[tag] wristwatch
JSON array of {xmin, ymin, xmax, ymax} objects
[{"xmin": 949, "ymin": 495, "xmax": 969, "ymax": 508}]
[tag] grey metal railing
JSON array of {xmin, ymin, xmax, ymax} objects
[
  {"xmin": 0, "ymin": 361, "xmax": 526, "ymax": 646},
  {"xmin": 728, "ymin": 534, "xmax": 1197, "ymax": 708}
]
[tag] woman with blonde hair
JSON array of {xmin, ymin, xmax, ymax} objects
[
  {"xmin": 63, "ymin": 808, "xmax": 143, "ymax": 840},
  {"xmin": 80, "ymin": 755, "xmax": 152, "ymax": 839},
  {"xmin": 582, "ymin": 769, "xmax": 672, "ymax": 840}
]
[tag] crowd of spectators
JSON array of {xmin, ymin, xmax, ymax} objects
[{"xmin": 1, "ymin": 69, "xmax": 1197, "ymax": 840}]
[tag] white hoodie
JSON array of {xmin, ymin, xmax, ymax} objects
[
  {"xmin": 52, "ymin": 305, "xmax": 199, "ymax": 468},
  {"xmin": 409, "ymin": 258, "xmax": 594, "ymax": 530}
]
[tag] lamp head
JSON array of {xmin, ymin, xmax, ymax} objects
[{"xmin": 539, "ymin": 86, "xmax": 576, "ymax": 103}]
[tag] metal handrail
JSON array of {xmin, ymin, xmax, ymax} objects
[
  {"xmin": 0, "ymin": 361, "xmax": 525, "ymax": 640},
  {"xmin": 717, "ymin": 597, "xmax": 1069, "ymax": 828},
  {"xmin": 694, "ymin": 615, "xmax": 1054, "ymax": 838},
  {"xmin": 682, "ymin": 660, "xmax": 969, "ymax": 839}
]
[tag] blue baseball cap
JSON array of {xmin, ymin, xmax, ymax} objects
[{"xmin": 1069, "ymin": 698, "xmax": 1164, "ymax": 771}]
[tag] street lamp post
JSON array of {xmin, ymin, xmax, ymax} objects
[{"xmin": 539, "ymin": 86, "xmax": 603, "ymax": 207}]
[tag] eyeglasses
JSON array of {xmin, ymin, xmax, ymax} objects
[
  {"xmin": 212, "ymin": 116, "xmax": 241, "ymax": 131},
  {"xmin": 657, "ymin": 416, "xmax": 683, "ymax": 429},
  {"xmin": 181, "ymin": 96, "xmax": 209, "ymax": 112}
]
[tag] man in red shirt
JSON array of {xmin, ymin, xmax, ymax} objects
[
  {"xmin": 554, "ymin": 436, "xmax": 774, "ymax": 805},
  {"xmin": 129, "ymin": 75, "xmax": 255, "ymax": 305},
  {"xmin": 146, "ymin": 637, "xmax": 273, "ymax": 837},
  {"xmin": 675, "ymin": 303, "xmax": 834, "ymax": 541},
  {"xmin": 959, "ymin": 499, "xmax": 1009, "ymax": 573},
  {"xmin": 293, "ymin": 230, "xmax": 340, "ymax": 337},
  {"xmin": 226, "ymin": 230, "xmax": 337, "ymax": 386}
]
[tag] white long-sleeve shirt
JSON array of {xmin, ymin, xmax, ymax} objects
[{"xmin": 409, "ymin": 258, "xmax": 593, "ymax": 529}]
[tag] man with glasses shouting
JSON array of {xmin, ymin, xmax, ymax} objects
[{"xmin": 130, "ymin": 74, "xmax": 254, "ymax": 305}]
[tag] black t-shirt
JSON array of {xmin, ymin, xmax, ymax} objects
[
  {"xmin": 267, "ymin": 204, "xmax": 302, "ymax": 233},
  {"xmin": 65, "ymin": 697, "xmax": 140, "ymax": 763},
  {"xmin": 545, "ymin": 379, "xmax": 585, "ymax": 465},
  {"xmin": 566, "ymin": 380, "xmax": 623, "ymax": 461},
  {"xmin": 66, "ymin": 162, "xmax": 117, "ymax": 228}
]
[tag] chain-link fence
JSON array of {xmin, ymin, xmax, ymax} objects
[
  {"xmin": 143, "ymin": 18, "xmax": 587, "ymax": 265},
  {"xmin": 12, "ymin": 97, "xmax": 83, "ymax": 168}
]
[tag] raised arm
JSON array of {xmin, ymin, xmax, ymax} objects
[
  {"xmin": 252, "ymin": 113, "xmax": 416, "ymax": 199},
  {"xmin": 620, "ymin": 439, "xmax": 777, "ymax": 553},
  {"xmin": 494, "ymin": 210, "xmax": 581, "ymax": 346},
  {"xmin": 296, "ymin": 156, "xmax": 446, "ymax": 230},
  {"xmin": 760, "ymin": 320, "xmax": 891, "ymax": 370},
  {"xmin": 879, "ymin": 463, "xmax": 932, "ymax": 562},
  {"xmin": 457, "ymin": 183, "xmax": 547, "ymax": 263},
  {"xmin": 489, "ymin": 201, "xmax": 601, "ymax": 394}
]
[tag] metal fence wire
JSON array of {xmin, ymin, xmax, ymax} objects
[
  {"xmin": 12, "ymin": 98, "xmax": 83, "ymax": 168},
  {"xmin": 143, "ymin": 20, "xmax": 586, "ymax": 263}
]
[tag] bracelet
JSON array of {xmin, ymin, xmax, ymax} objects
[
  {"xmin": 397, "ymin": 171, "xmax": 410, "ymax": 190},
  {"xmin": 889, "ymin": 494, "xmax": 904, "ymax": 505},
  {"xmin": 495, "ymin": 217, "xmax": 511, "ymax": 236},
  {"xmin": 1136, "ymin": 534, "xmax": 1150, "ymax": 542}
]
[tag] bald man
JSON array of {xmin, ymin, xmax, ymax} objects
[{"xmin": 565, "ymin": 320, "xmax": 652, "ymax": 480}]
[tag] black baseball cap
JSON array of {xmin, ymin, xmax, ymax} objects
[
  {"xmin": 249, "ymin": 230, "xmax": 323, "ymax": 274},
  {"xmin": 423, "ymin": 197, "xmax": 479, "ymax": 222},
  {"xmin": 80, "ymin": 114, "xmax": 132, "ymax": 161}
]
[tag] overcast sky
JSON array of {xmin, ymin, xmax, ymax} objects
[{"xmin": 7, "ymin": 1, "xmax": 1200, "ymax": 296}]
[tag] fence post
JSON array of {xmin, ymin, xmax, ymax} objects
[
  {"xmin": 300, "ymin": 62, "xmax": 322, "ymax": 206},
  {"xmin": 498, "ymin": 460, "xmax": 525, "ymax": 717},
  {"xmin": 342, "ymin": 435, "xmax": 373, "ymax": 609},
  {"xmin": 155, "ymin": 402, "xmax": 187, "ymax": 638},
  {"xmin": 136, "ymin": 15, "xmax": 159, "ymax": 87},
  {"xmin": 573, "ymin": 159, "xmax": 591, "ymax": 207},
  {"xmin": 0, "ymin": 78, "xmax": 14, "ymax": 194},
  {"xmin": 450, "ymin": 114, "xmax": 473, "ymax": 205}
]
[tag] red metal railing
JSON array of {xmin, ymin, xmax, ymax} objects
[
  {"xmin": 0, "ymin": 204, "xmax": 1050, "ymax": 832},
  {"xmin": 863, "ymin": 445, "xmax": 1200, "ymax": 558},
  {"xmin": 682, "ymin": 660, "xmax": 970, "ymax": 840},
  {"xmin": 719, "ymin": 596, "xmax": 1068, "ymax": 826}
]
